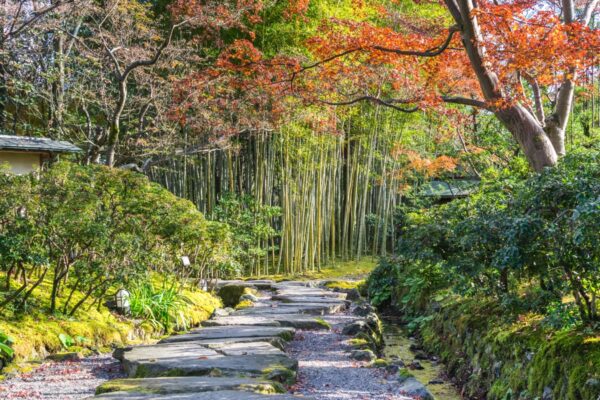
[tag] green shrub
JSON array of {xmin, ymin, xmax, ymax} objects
[
  {"xmin": 371, "ymin": 149, "xmax": 600, "ymax": 324},
  {"xmin": 0, "ymin": 162, "xmax": 232, "ymax": 316}
]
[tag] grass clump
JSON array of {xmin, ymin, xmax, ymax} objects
[
  {"xmin": 315, "ymin": 318, "xmax": 332, "ymax": 330},
  {"xmin": 235, "ymin": 299, "xmax": 254, "ymax": 310},
  {"xmin": 372, "ymin": 358, "xmax": 389, "ymax": 368}
]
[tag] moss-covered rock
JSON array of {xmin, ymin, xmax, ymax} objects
[
  {"xmin": 372, "ymin": 358, "xmax": 389, "ymax": 368},
  {"xmin": 218, "ymin": 285, "xmax": 257, "ymax": 308}
]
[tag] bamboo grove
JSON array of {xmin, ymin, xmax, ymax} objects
[{"xmin": 147, "ymin": 106, "xmax": 428, "ymax": 275}]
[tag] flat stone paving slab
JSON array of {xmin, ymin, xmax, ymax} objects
[
  {"xmin": 202, "ymin": 316, "xmax": 281, "ymax": 327},
  {"xmin": 96, "ymin": 376, "xmax": 282, "ymax": 396},
  {"xmin": 94, "ymin": 390, "xmax": 312, "ymax": 399},
  {"xmin": 271, "ymin": 295, "xmax": 349, "ymax": 305},
  {"xmin": 274, "ymin": 289, "xmax": 346, "ymax": 299},
  {"xmin": 159, "ymin": 336, "xmax": 288, "ymax": 350},
  {"xmin": 205, "ymin": 315, "xmax": 331, "ymax": 330},
  {"xmin": 233, "ymin": 305, "xmax": 336, "ymax": 316},
  {"xmin": 206, "ymin": 341, "xmax": 284, "ymax": 356},
  {"xmin": 162, "ymin": 326, "xmax": 295, "ymax": 341},
  {"xmin": 120, "ymin": 342, "xmax": 297, "ymax": 378}
]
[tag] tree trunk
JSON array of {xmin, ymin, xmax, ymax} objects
[
  {"xmin": 106, "ymin": 80, "xmax": 127, "ymax": 167},
  {"xmin": 495, "ymin": 104, "xmax": 558, "ymax": 171},
  {"xmin": 450, "ymin": 0, "xmax": 560, "ymax": 171},
  {"xmin": 51, "ymin": 30, "xmax": 65, "ymax": 136}
]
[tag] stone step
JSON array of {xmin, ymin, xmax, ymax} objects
[
  {"xmin": 118, "ymin": 342, "xmax": 297, "ymax": 378},
  {"xmin": 95, "ymin": 376, "xmax": 284, "ymax": 397},
  {"xmin": 204, "ymin": 315, "xmax": 331, "ymax": 330},
  {"xmin": 159, "ymin": 336, "xmax": 287, "ymax": 350},
  {"xmin": 159, "ymin": 326, "xmax": 295, "ymax": 344},
  {"xmin": 233, "ymin": 304, "xmax": 338, "ymax": 316},
  {"xmin": 274, "ymin": 290, "xmax": 346, "ymax": 299},
  {"xmin": 93, "ymin": 389, "xmax": 312, "ymax": 399},
  {"xmin": 202, "ymin": 316, "xmax": 282, "ymax": 327},
  {"xmin": 270, "ymin": 295, "xmax": 349, "ymax": 305}
]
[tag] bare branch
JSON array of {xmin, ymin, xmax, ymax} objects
[
  {"xmin": 120, "ymin": 20, "xmax": 189, "ymax": 81},
  {"xmin": 5, "ymin": 0, "xmax": 75, "ymax": 41}
]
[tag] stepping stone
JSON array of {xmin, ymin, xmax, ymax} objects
[
  {"xmin": 273, "ymin": 281, "xmax": 316, "ymax": 288},
  {"xmin": 271, "ymin": 295, "xmax": 348, "ymax": 305},
  {"xmin": 204, "ymin": 315, "xmax": 331, "ymax": 330},
  {"xmin": 96, "ymin": 376, "xmax": 283, "ymax": 396},
  {"xmin": 94, "ymin": 390, "xmax": 312, "ymax": 399},
  {"xmin": 275, "ymin": 289, "xmax": 346, "ymax": 299},
  {"xmin": 270, "ymin": 302, "xmax": 348, "ymax": 314},
  {"xmin": 159, "ymin": 326, "xmax": 295, "ymax": 344},
  {"xmin": 202, "ymin": 316, "xmax": 281, "ymax": 327},
  {"xmin": 233, "ymin": 304, "xmax": 336, "ymax": 316},
  {"xmin": 206, "ymin": 341, "xmax": 284, "ymax": 356},
  {"xmin": 160, "ymin": 336, "xmax": 288, "ymax": 351},
  {"xmin": 119, "ymin": 342, "xmax": 297, "ymax": 378}
]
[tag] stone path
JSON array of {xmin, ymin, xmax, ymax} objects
[
  {"xmin": 1, "ymin": 280, "xmax": 435, "ymax": 399},
  {"xmin": 91, "ymin": 281, "xmax": 349, "ymax": 399}
]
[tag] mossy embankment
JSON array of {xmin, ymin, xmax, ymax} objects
[
  {"xmin": 0, "ymin": 271, "xmax": 220, "ymax": 374},
  {"xmin": 418, "ymin": 298, "xmax": 600, "ymax": 400}
]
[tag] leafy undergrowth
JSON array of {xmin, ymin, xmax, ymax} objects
[
  {"xmin": 251, "ymin": 258, "xmax": 376, "ymax": 282},
  {"xmin": 0, "ymin": 271, "xmax": 220, "ymax": 375}
]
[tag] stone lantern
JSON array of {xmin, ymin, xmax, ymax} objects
[{"xmin": 115, "ymin": 288, "xmax": 131, "ymax": 315}]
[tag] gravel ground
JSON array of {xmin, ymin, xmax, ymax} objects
[
  {"xmin": 287, "ymin": 313, "xmax": 413, "ymax": 400},
  {"xmin": 0, "ymin": 355, "xmax": 124, "ymax": 399}
]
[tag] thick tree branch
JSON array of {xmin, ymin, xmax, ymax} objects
[
  {"xmin": 313, "ymin": 94, "xmax": 486, "ymax": 113},
  {"xmin": 372, "ymin": 26, "xmax": 460, "ymax": 56},
  {"xmin": 523, "ymin": 74, "xmax": 545, "ymax": 124},
  {"xmin": 442, "ymin": 96, "xmax": 487, "ymax": 108},
  {"xmin": 316, "ymin": 96, "xmax": 419, "ymax": 113},
  {"xmin": 581, "ymin": 0, "xmax": 599, "ymax": 24}
]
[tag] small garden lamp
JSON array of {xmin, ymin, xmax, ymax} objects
[
  {"xmin": 181, "ymin": 256, "xmax": 190, "ymax": 267},
  {"xmin": 115, "ymin": 288, "xmax": 131, "ymax": 315}
]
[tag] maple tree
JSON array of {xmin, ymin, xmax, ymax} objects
[{"xmin": 284, "ymin": 0, "xmax": 600, "ymax": 171}]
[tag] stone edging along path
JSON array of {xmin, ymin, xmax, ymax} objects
[{"xmin": 88, "ymin": 281, "xmax": 350, "ymax": 399}]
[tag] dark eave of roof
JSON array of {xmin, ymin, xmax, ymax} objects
[{"xmin": 0, "ymin": 135, "xmax": 82, "ymax": 153}]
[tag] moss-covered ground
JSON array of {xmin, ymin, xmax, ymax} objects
[{"xmin": 0, "ymin": 271, "xmax": 220, "ymax": 376}]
